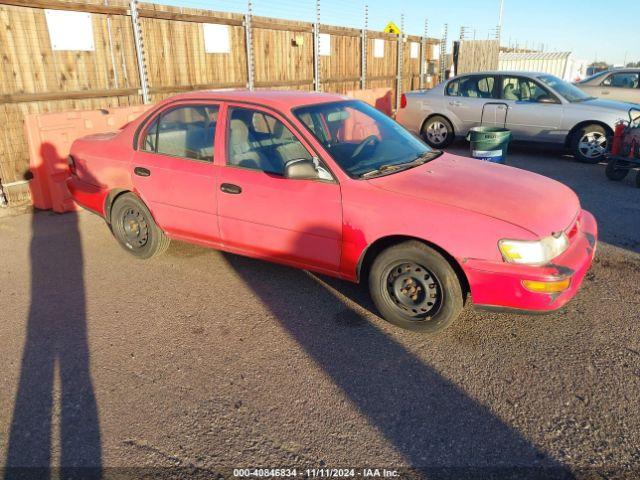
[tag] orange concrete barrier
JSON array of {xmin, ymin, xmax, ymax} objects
[
  {"xmin": 345, "ymin": 88, "xmax": 393, "ymax": 117},
  {"xmin": 24, "ymin": 105, "xmax": 152, "ymax": 213}
]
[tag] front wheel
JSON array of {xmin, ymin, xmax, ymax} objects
[
  {"xmin": 369, "ymin": 241, "xmax": 464, "ymax": 333},
  {"xmin": 111, "ymin": 193, "xmax": 170, "ymax": 259},
  {"xmin": 572, "ymin": 124, "xmax": 608, "ymax": 163}
]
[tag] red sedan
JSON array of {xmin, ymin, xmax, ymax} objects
[{"xmin": 67, "ymin": 90, "xmax": 597, "ymax": 333}]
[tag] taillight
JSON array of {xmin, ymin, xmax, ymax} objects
[
  {"xmin": 67, "ymin": 155, "xmax": 77, "ymax": 175},
  {"xmin": 400, "ymin": 93, "xmax": 407, "ymax": 109}
]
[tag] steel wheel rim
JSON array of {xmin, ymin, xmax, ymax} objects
[
  {"xmin": 578, "ymin": 131, "xmax": 607, "ymax": 159},
  {"xmin": 385, "ymin": 262, "xmax": 442, "ymax": 320},
  {"xmin": 121, "ymin": 207, "xmax": 149, "ymax": 250},
  {"xmin": 426, "ymin": 121, "xmax": 448, "ymax": 144}
]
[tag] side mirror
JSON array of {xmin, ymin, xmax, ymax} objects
[
  {"xmin": 538, "ymin": 95, "xmax": 559, "ymax": 104},
  {"xmin": 284, "ymin": 158, "xmax": 319, "ymax": 180}
]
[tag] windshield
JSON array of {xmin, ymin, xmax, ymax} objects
[
  {"xmin": 293, "ymin": 100, "xmax": 433, "ymax": 177},
  {"xmin": 578, "ymin": 70, "xmax": 609, "ymax": 84},
  {"xmin": 537, "ymin": 74, "xmax": 593, "ymax": 102}
]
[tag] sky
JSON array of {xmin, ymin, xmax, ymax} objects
[{"xmin": 158, "ymin": 0, "xmax": 640, "ymax": 65}]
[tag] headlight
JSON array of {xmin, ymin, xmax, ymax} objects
[{"xmin": 498, "ymin": 233, "xmax": 569, "ymax": 265}]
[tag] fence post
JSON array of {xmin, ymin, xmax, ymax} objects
[
  {"xmin": 440, "ymin": 23, "xmax": 448, "ymax": 83},
  {"xmin": 313, "ymin": 0, "xmax": 321, "ymax": 92},
  {"xmin": 395, "ymin": 14, "xmax": 403, "ymax": 112},
  {"xmin": 129, "ymin": 0, "xmax": 150, "ymax": 104},
  {"xmin": 244, "ymin": 0, "xmax": 254, "ymax": 90},
  {"xmin": 419, "ymin": 18, "xmax": 427, "ymax": 89},
  {"xmin": 360, "ymin": 4, "xmax": 368, "ymax": 90}
]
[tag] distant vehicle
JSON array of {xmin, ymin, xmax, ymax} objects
[
  {"xmin": 397, "ymin": 71, "xmax": 638, "ymax": 163},
  {"xmin": 577, "ymin": 69, "xmax": 640, "ymax": 104},
  {"xmin": 66, "ymin": 90, "xmax": 597, "ymax": 333}
]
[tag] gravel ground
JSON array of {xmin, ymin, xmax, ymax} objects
[{"xmin": 0, "ymin": 143, "xmax": 639, "ymax": 479}]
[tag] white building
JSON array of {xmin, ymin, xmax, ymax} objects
[{"xmin": 498, "ymin": 52, "xmax": 589, "ymax": 82}]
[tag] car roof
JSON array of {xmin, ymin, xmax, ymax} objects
[
  {"xmin": 158, "ymin": 89, "xmax": 348, "ymax": 110},
  {"xmin": 451, "ymin": 71, "xmax": 549, "ymax": 78}
]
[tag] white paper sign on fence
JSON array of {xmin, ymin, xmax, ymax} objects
[
  {"xmin": 45, "ymin": 10, "xmax": 95, "ymax": 51},
  {"xmin": 203, "ymin": 24, "xmax": 231, "ymax": 54},
  {"xmin": 373, "ymin": 39, "xmax": 385, "ymax": 58},
  {"xmin": 410, "ymin": 42, "xmax": 419, "ymax": 59},
  {"xmin": 319, "ymin": 33, "xmax": 331, "ymax": 56}
]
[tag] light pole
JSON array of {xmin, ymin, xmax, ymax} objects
[{"xmin": 497, "ymin": 0, "xmax": 504, "ymax": 42}]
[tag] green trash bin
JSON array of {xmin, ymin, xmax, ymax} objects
[{"xmin": 465, "ymin": 126, "xmax": 512, "ymax": 164}]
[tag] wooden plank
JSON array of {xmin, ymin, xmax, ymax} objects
[
  {"xmin": 136, "ymin": 8, "xmax": 243, "ymax": 27},
  {"xmin": 319, "ymin": 25, "xmax": 360, "ymax": 37},
  {"xmin": 0, "ymin": 0, "xmax": 127, "ymax": 15},
  {"xmin": 252, "ymin": 19, "xmax": 312, "ymax": 33},
  {"xmin": 255, "ymin": 79, "xmax": 313, "ymax": 88},
  {"xmin": 1, "ymin": 88, "xmax": 139, "ymax": 103},
  {"xmin": 149, "ymin": 82, "xmax": 245, "ymax": 94}
]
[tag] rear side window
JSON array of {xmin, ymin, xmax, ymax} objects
[
  {"xmin": 141, "ymin": 105, "xmax": 218, "ymax": 162},
  {"xmin": 446, "ymin": 76, "xmax": 496, "ymax": 98}
]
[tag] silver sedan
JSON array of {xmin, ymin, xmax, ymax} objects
[
  {"xmin": 577, "ymin": 69, "xmax": 640, "ymax": 104},
  {"xmin": 396, "ymin": 71, "xmax": 638, "ymax": 163}
]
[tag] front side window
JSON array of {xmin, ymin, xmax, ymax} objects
[
  {"xmin": 227, "ymin": 107, "xmax": 314, "ymax": 175},
  {"xmin": 603, "ymin": 72, "xmax": 639, "ymax": 88},
  {"xmin": 294, "ymin": 100, "xmax": 435, "ymax": 178},
  {"xmin": 501, "ymin": 76, "xmax": 553, "ymax": 102},
  {"xmin": 141, "ymin": 105, "xmax": 218, "ymax": 162}
]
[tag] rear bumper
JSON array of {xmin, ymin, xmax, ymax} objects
[
  {"xmin": 66, "ymin": 175, "xmax": 108, "ymax": 217},
  {"xmin": 464, "ymin": 209, "xmax": 597, "ymax": 312}
]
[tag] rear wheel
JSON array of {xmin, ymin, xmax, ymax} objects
[
  {"xmin": 369, "ymin": 241, "xmax": 464, "ymax": 333},
  {"xmin": 421, "ymin": 115, "xmax": 454, "ymax": 149},
  {"xmin": 572, "ymin": 124, "xmax": 608, "ymax": 163},
  {"xmin": 605, "ymin": 160, "xmax": 629, "ymax": 181},
  {"xmin": 636, "ymin": 170, "xmax": 640, "ymax": 188},
  {"xmin": 111, "ymin": 193, "xmax": 170, "ymax": 259}
]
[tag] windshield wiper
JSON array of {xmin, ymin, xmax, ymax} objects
[{"xmin": 359, "ymin": 150, "xmax": 443, "ymax": 179}]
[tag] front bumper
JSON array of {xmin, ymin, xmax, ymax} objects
[{"xmin": 463, "ymin": 209, "xmax": 597, "ymax": 312}]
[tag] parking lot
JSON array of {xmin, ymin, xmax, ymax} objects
[{"xmin": 1, "ymin": 144, "xmax": 639, "ymax": 477}]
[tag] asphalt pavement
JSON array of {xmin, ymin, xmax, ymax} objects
[{"xmin": 1, "ymin": 142, "xmax": 639, "ymax": 479}]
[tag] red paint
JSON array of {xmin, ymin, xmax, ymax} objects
[{"xmin": 67, "ymin": 90, "xmax": 597, "ymax": 313}]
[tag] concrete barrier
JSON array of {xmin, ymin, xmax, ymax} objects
[{"xmin": 24, "ymin": 105, "xmax": 152, "ymax": 213}]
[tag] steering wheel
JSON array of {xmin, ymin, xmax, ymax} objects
[{"xmin": 351, "ymin": 135, "xmax": 379, "ymax": 159}]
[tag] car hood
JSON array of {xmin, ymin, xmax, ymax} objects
[{"xmin": 366, "ymin": 154, "xmax": 580, "ymax": 237}]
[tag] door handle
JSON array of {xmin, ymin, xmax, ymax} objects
[
  {"xmin": 601, "ymin": 91, "xmax": 609, "ymax": 95},
  {"xmin": 134, "ymin": 167, "xmax": 151, "ymax": 177},
  {"xmin": 220, "ymin": 183, "xmax": 242, "ymax": 194},
  {"xmin": 449, "ymin": 101, "xmax": 462, "ymax": 107}
]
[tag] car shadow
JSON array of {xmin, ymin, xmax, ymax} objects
[
  {"xmin": 219, "ymin": 228, "xmax": 574, "ymax": 478},
  {"xmin": 445, "ymin": 139, "xmax": 640, "ymax": 253},
  {"xmin": 4, "ymin": 143, "xmax": 102, "ymax": 479}
]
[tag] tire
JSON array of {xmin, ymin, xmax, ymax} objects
[
  {"xmin": 572, "ymin": 124, "xmax": 608, "ymax": 164},
  {"xmin": 368, "ymin": 241, "xmax": 464, "ymax": 333},
  {"xmin": 636, "ymin": 170, "xmax": 640, "ymax": 188},
  {"xmin": 421, "ymin": 115, "xmax": 455, "ymax": 149},
  {"xmin": 605, "ymin": 160, "xmax": 629, "ymax": 181},
  {"xmin": 110, "ymin": 193, "xmax": 170, "ymax": 259}
]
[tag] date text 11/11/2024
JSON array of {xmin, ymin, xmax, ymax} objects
[{"xmin": 233, "ymin": 468, "xmax": 400, "ymax": 477}]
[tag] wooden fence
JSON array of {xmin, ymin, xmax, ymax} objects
[
  {"xmin": 453, "ymin": 39, "xmax": 499, "ymax": 75},
  {"xmin": 0, "ymin": 0, "xmax": 440, "ymax": 207}
]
